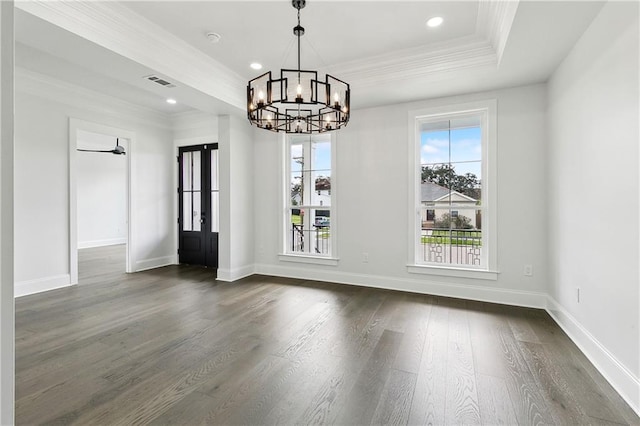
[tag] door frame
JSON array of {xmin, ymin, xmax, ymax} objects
[
  {"xmin": 69, "ymin": 118, "xmax": 135, "ymax": 284},
  {"xmin": 173, "ymin": 136, "xmax": 217, "ymax": 262}
]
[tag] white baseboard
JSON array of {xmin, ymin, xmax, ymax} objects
[
  {"xmin": 253, "ymin": 263, "xmax": 547, "ymax": 308},
  {"xmin": 134, "ymin": 255, "xmax": 177, "ymax": 272},
  {"xmin": 546, "ymin": 297, "xmax": 640, "ymax": 416},
  {"xmin": 78, "ymin": 238, "xmax": 127, "ymax": 249},
  {"xmin": 15, "ymin": 274, "xmax": 72, "ymax": 298},
  {"xmin": 217, "ymin": 264, "xmax": 255, "ymax": 282}
]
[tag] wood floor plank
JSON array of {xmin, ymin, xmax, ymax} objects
[
  {"xmin": 260, "ymin": 351, "xmax": 342, "ymax": 425},
  {"xmin": 407, "ymin": 301, "xmax": 449, "ymax": 425},
  {"xmin": 444, "ymin": 300, "xmax": 481, "ymax": 425},
  {"xmin": 334, "ymin": 329, "xmax": 404, "ymax": 425},
  {"xmin": 294, "ymin": 363, "xmax": 355, "ymax": 425},
  {"xmin": 527, "ymin": 321, "xmax": 632, "ymax": 424},
  {"xmin": 476, "ymin": 373, "xmax": 519, "ymax": 425},
  {"xmin": 391, "ymin": 299, "xmax": 431, "ymax": 374},
  {"xmin": 527, "ymin": 311, "xmax": 639, "ymax": 425},
  {"xmin": 200, "ymin": 354, "xmax": 289, "ymax": 425},
  {"xmin": 508, "ymin": 310, "xmax": 543, "ymax": 343},
  {"xmin": 16, "ymin": 372, "xmax": 113, "ymax": 425},
  {"xmin": 147, "ymin": 391, "xmax": 216, "ymax": 426},
  {"xmin": 519, "ymin": 340, "xmax": 592, "ymax": 424},
  {"xmin": 370, "ymin": 368, "xmax": 416, "ymax": 426},
  {"xmin": 13, "ymin": 245, "xmax": 639, "ymax": 425},
  {"xmin": 490, "ymin": 305, "xmax": 557, "ymax": 426}
]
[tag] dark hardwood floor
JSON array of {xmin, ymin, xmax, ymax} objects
[{"xmin": 15, "ymin": 245, "xmax": 639, "ymax": 425}]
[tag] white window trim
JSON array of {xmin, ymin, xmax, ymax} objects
[
  {"xmin": 278, "ymin": 253, "xmax": 339, "ymax": 266},
  {"xmin": 279, "ymin": 132, "xmax": 339, "ymax": 265},
  {"xmin": 407, "ymin": 99, "xmax": 498, "ymax": 279}
]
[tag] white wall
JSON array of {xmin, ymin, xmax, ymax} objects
[
  {"xmin": 0, "ymin": 1, "xmax": 14, "ymax": 423},
  {"xmin": 254, "ymin": 83, "xmax": 549, "ymax": 307},
  {"xmin": 547, "ymin": 1, "xmax": 639, "ymax": 412},
  {"xmin": 14, "ymin": 69, "xmax": 175, "ymax": 296},
  {"xmin": 172, "ymin": 110, "xmax": 218, "ymax": 143},
  {"xmin": 77, "ymin": 130, "xmax": 127, "ymax": 249},
  {"xmin": 218, "ymin": 115, "xmax": 255, "ymax": 281}
]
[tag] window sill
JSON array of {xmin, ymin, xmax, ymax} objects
[
  {"xmin": 407, "ymin": 264, "xmax": 499, "ymax": 281},
  {"xmin": 279, "ymin": 254, "xmax": 339, "ymax": 266}
]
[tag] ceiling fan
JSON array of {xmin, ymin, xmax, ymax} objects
[{"xmin": 77, "ymin": 138, "xmax": 126, "ymax": 155}]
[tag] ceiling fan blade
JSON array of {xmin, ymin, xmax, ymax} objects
[
  {"xmin": 77, "ymin": 138, "xmax": 125, "ymax": 155},
  {"xmin": 77, "ymin": 149, "xmax": 114, "ymax": 153}
]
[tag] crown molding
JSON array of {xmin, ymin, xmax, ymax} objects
[
  {"xmin": 15, "ymin": 67, "xmax": 172, "ymax": 130},
  {"xmin": 326, "ymin": 0, "xmax": 518, "ymax": 88},
  {"xmin": 476, "ymin": 0, "xmax": 520, "ymax": 64},
  {"xmin": 15, "ymin": 0, "xmax": 246, "ymax": 111},
  {"xmin": 333, "ymin": 35, "xmax": 497, "ymax": 88},
  {"xmin": 16, "ymin": 0, "xmax": 519, "ymax": 108}
]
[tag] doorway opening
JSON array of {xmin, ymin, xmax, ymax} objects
[
  {"xmin": 69, "ymin": 119, "xmax": 134, "ymax": 285},
  {"xmin": 76, "ymin": 131, "xmax": 128, "ymax": 282},
  {"xmin": 178, "ymin": 144, "xmax": 219, "ymax": 268}
]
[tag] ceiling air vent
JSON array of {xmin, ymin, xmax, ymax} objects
[{"xmin": 144, "ymin": 75, "xmax": 176, "ymax": 88}]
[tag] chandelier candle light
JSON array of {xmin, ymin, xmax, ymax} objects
[{"xmin": 247, "ymin": 0, "xmax": 351, "ymax": 134}]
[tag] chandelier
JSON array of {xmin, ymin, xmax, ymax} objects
[{"xmin": 246, "ymin": 0, "xmax": 351, "ymax": 134}]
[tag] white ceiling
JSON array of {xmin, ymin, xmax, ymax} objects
[
  {"xmin": 14, "ymin": 1, "xmax": 605, "ymax": 116},
  {"xmin": 121, "ymin": 1, "xmax": 481, "ymax": 78}
]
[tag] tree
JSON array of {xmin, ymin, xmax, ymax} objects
[
  {"xmin": 290, "ymin": 178, "xmax": 302, "ymax": 206},
  {"xmin": 291, "ymin": 155, "xmax": 304, "ymax": 206},
  {"xmin": 421, "ymin": 164, "xmax": 480, "ymax": 199},
  {"xmin": 434, "ymin": 213, "xmax": 473, "ymax": 229}
]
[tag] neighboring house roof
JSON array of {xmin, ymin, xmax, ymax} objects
[
  {"xmin": 421, "ymin": 181, "xmax": 477, "ymax": 203},
  {"xmin": 421, "ymin": 182, "xmax": 450, "ymax": 202}
]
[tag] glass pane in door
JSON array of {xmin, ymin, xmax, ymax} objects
[
  {"xmin": 182, "ymin": 152, "xmax": 192, "ymax": 191},
  {"xmin": 182, "ymin": 192, "xmax": 192, "ymax": 231},
  {"xmin": 192, "ymin": 191, "xmax": 201, "ymax": 232},
  {"xmin": 211, "ymin": 191, "xmax": 219, "ymax": 233},
  {"xmin": 192, "ymin": 150, "xmax": 201, "ymax": 191},
  {"xmin": 211, "ymin": 150, "xmax": 219, "ymax": 191}
]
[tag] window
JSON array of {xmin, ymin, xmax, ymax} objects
[
  {"xmin": 409, "ymin": 100, "xmax": 497, "ymax": 278},
  {"xmin": 284, "ymin": 133, "xmax": 335, "ymax": 261}
]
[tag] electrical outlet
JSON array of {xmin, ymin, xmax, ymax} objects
[
  {"xmin": 523, "ymin": 264, "xmax": 533, "ymax": 276},
  {"xmin": 362, "ymin": 252, "xmax": 369, "ymax": 263}
]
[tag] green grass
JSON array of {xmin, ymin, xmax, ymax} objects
[
  {"xmin": 422, "ymin": 230, "xmax": 482, "ymax": 246},
  {"xmin": 430, "ymin": 229, "xmax": 481, "ymax": 237}
]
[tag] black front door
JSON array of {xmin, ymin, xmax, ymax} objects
[{"xmin": 178, "ymin": 144, "xmax": 219, "ymax": 267}]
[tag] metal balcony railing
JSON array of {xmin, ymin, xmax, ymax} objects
[
  {"xmin": 420, "ymin": 228, "xmax": 482, "ymax": 266},
  {"xmin": 291, "ymin": 224, "xmax": 331, "ymax": 255}
]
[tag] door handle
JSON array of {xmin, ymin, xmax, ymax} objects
[{"xmin": 200, "ymin": 215, "xmax": 207, "ymax": 225}]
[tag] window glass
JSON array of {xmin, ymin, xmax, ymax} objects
[
  {"xmin": 419, "ymin": 115, "xmax": 484, "ymax": 268},
  {"xmin": 286, "ymin": 134, "xmax": 333, "ymax": 257}
]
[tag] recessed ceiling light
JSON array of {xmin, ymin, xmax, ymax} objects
[
  {"xmin": 250, "ymin": 63, "xmax": 263, "ymax": 70},
  {"xmin": 206, "ymin": 32, "xmax": 221, "ymax": 44},
  {"xmin": 426, "ymin": 17, "xmax": 443, "ymax": 28},
  {"xmin": 166, "ymin": 98, "xmax": 177, "ymax": 104}
]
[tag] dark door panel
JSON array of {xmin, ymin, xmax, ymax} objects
[{"xmin": 178, "ymin": 144, "xmax": 219, "ymax": 268}]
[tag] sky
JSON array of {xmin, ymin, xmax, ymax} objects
[
  {"xmin": 421, "ymin": 127, "xmax": 482, "ymax": 178},
  {"xmin": 291, "ymin": 128, "xmax": 480, "ymax": 178},
  {"xmin": 290, "ymin": 140, "xmax": 331, "ymax": 174}
]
